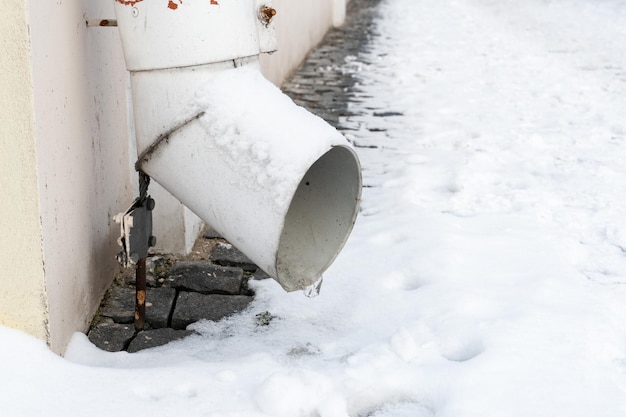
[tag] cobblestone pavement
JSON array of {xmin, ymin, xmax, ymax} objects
[
  {"xmin": 283, "ymin": 0, "xmax": 383, "ymax": 130},
  {"xmin": 88, "ymin": 0, "xmax": 384, "ymax": 353},
  {"xmin": 88, "ymin": 230, "xmax": 270, "ymax": 352}
]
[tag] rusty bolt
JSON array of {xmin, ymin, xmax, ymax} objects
[{"xmin": 259, "ymin": 5, "xmax": 277, "ymax": 27}]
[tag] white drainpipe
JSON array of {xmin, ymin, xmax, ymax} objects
[{"xmin": 113, "ymin": 0, "xmax": 361, "ymax": 292}]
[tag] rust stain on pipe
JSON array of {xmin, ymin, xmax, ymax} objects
[
  {"xmin": 116, "ymin": 0, "xmax": 144, "ymax": 5},
  {"xmin": 259, "ymin": 5, "xmax": 277, "ymax": 26},
  {"xmin": 116, "ymin": 0, "xmax": 219, "ymax": 8},
  {"xmin": 86, "ymin": 19, "xmax": 118, "ymax": 27}
]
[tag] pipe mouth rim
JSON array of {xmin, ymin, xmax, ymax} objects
[{"xmin": 275, "ymin": 145, "xmax": 362, "ymax": 291}]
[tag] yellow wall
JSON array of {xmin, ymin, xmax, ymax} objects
[{"xmin": 0, "ymin": 0, "xmax": 49, "ymax": 341}]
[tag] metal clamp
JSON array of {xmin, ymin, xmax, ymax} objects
[{"xmin": 114, "ymin": 173, "xmax": 156, "ymax": 268}]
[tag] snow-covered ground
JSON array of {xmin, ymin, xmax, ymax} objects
[{"xmin": 3, "ymin": 0, "xmax": 626, "ymax": 415}]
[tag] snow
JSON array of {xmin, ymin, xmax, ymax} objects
[
  {"xmin": 192, "ymin": 66, "xmax": 347, "ymax": 210},
  {"xmin": 3, "ymin": 0, "xmax": 626, "ymax": 415}
]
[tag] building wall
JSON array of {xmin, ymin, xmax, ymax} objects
[
  {"xmin": 0, "ymin": 0, "xmax": 347, "ymax": 354},
  {"xmin": 0, "ymin": 0, "xmax": 49, "ymax": 343},
  {"xmin": 26, "ymin": 0, "xmax": 135, "ymax": 354},
  {"xmin": 260, "ymin": 0, "xmax": 346, "ymax": 85}
]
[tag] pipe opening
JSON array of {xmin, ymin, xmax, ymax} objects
[{"xmin": 276, "ymin": 145, "xmax": 361, "ymax": 291}]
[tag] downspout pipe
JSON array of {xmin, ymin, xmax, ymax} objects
[{"xmin": 113, "ymin": 0, "xmax": 361, "ymax": 292}]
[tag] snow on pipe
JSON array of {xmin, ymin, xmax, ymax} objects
[{"xmin": 113, "ymin": 0, "xmax": 362, "ymax": 292}]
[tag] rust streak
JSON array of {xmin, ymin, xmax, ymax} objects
[
  {"xmin": 115, "ymin": 0, "xmax": 144, "ymax": 5},
  {"xmin": 259, "ymin": 5, "xmax": 277, "ymax": 26},
  {"xmin": 116, "ymin": 0, "xmax": 218, "ymax": 9},
  {"xmin": 86, "ymin": 19, "xmax": 118, "ymax": 27}
]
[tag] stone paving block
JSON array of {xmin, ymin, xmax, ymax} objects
[
  {"xmin": 100, "ymin": 286, "xmax": 176, "ymax": 327},
  {"xmin": 171, "ymin": 292, "xmax": 253, "ymax": 330},
  {"xmin": 166, "ymin": 261, "xmax": 243, "ymax": 295},
  {"xmin": 282, "ymin": 0, "xmax": 383, "ymax": 134},
  {"xmin": 210, "ymin": 243, "xmax": 258, "ymax": 271},
  {"xmin": 88, "ymin": 321, "xmax": 135, "ymax": 352},
  {"xmin": 100, "ymin": 286, "xmax": 135, "ymax": 324},
  {"xmin": 127, "ymin": 328, "xmax": 196, "ymax": 353},
  {"xmin": 124, "ymin": 273, "xmax": 157, "ymax": 288},
  {"xmin": 124, "ymin": 256, "xmax": 169, "ymax": 287},
  {"xmin": 145, "ymin": 287, "xmax": 177, "ymax": 328}
]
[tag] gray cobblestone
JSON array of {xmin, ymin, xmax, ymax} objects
[
  {"xmin": 210, "ymin": 243, "xmax": 257, "ymax": 272},
  {"xmin": 166, "ymin": 261, "xmax": 244, "ymax": 295},
  {"xmin": 171, "ymin": 292, "xmax": 253, "ymax": 330},
  {"xmin": 127, "ymin": 328, "xmax": 197, "ymax": 353},
  {"xmin": 88, "ymin": 321, "xmax": 135, "ymax": 352},
  {"xmin": 145, "ymin": 287, "xmax": 177, "ymax": 329},
  {"xmin": 100, "ymin": 287, "xmax": 135, "ymax": 324}
]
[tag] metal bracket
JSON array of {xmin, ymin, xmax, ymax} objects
[
  {"xmin": 113, "ymin": 196, "xmax": 156, "ymax": 268},
  {"xmin": 114, "ymin": 173, "xmax": 156, "ymax": 331}
]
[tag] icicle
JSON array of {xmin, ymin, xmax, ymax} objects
[{"xmin": 304, "ymin": 275, "xmax": 324, "ymax": 298}]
